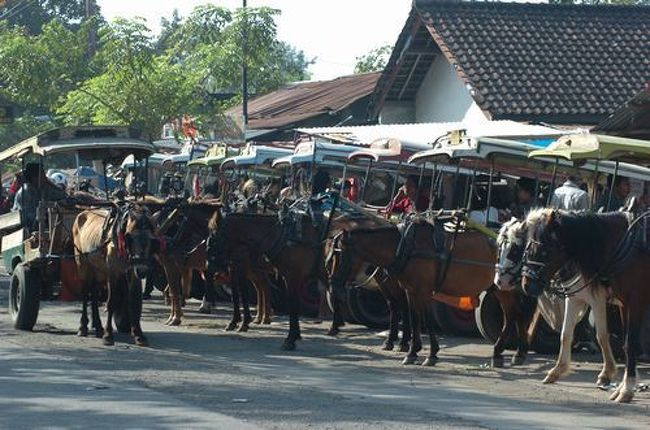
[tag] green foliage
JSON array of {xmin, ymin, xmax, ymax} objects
[
  {"xmin": 0, "ymin": 19, "xmax": 92, "ymax": 112},
  {"xmin": 58, "ymin": 18, "xmax": 201, "ymax": 140},
  {"xmin": 0, "ymin": 114, "xmax": 55, "ymax": 151},
  {"xmin": 0, "ymin": 0, "xmax": 87, "ymax": 34},
  {"xmin": 354, "ymin": 44, "xmax": 392, "ymax": 74},
  {"xmin": 0, "ymin": 4, "xmax": 312, "ymax": 143}
]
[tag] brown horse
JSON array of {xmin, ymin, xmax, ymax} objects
[
  {"xmin": 72, "ymin": 203, "xmax": 159, "ymax": 346},
  {"xmin": 521, "ymin": 208, "xmax": 648, "ymax": 403},
  {"xmin": 327, "ymin": 230, "xmax": 411, "ymax": 351},
  {"xmin": 151, "ymin": 201, "xmax": 222, "ymax": 326},
  {"xmin": 207, "ymin": 210, "xmax": 323, "ymax": 350},
  {"xmin": 333, "ymin": 218, "xmax": 495, "ymax": 365}
]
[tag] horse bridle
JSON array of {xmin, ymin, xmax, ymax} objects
[{"xmin": 495, "ymin": 232, "xmax": 525, "ymax": 281}]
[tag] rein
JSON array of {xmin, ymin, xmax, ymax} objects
[{"xmin": 526, "ymin": 210, "xmax": 648, "ymax": 298}]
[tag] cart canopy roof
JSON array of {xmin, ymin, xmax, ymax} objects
[
  {"xmin": 529, "ymin": 134, "xmax": 650, "ymax": 164},
  {"xmin": 0, "ymin": 126, "xmax": 154, "ymax": 163},
  {"xmin": 187, "ymin": 145, "xmax": 240, "ymax": 167},
  {"xmin": 221, "ymin": 145, "xmax": 292, "ymax": 170}
]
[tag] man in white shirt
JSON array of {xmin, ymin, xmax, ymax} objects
[{"xmin": 550, "ymin": 176, "xmax": 589, "ymax": 211}]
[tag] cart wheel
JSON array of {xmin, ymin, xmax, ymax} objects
[
  {"xmin": 531, "ymin": 318, "xmax": 560, "ymax": 355},
  {"xmin": 347, "ymin": 285, "xmax": 389, "ymax": 329},
  {"xmin": 432, "ymin": 301, "xmax": 480, "ymax": 338},
  {"xmin": 8, "ymin": 263, "xmax": 41, "ymax": 331},
  {"xmin": 475, "ymin": 290, "xmax": 517, "ymax": 349}
]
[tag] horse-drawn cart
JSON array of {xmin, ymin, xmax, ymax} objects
[{"xmin": 0, "ymin": 126, "xmax": 155, "ymax": 330}]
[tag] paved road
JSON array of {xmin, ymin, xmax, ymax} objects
[{"xmin": 1, "ymin": 277, "xmax": 649, "ymax": 429}]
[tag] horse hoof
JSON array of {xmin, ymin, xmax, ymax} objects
[
  {"xmin": 102, "ymin": 337, "xmax": 114, "ymax": 346},
  {"xmin": 94, "ymin": 329, "xmax": 104, "ymax": 339},
  {"xmin": 596, "ymin": 377, "xmax": 611, "ymax": 388},
  {"xmin": 169, "ymin": 318, "xmax": 181, "ymax": 327},
  {"xmin": 511, "ymin": 355, "xmax": 526, "ymax": 366},
  {"xmin": 262, "ymin": 319, "xmax": 271, "ymax": 325},
  {"xmin": 543, "ymin": 373, "xmax": 559, "ymax": 384},
  {"xmin": 134, "ymin": 336, "xmax": 148, "ymax": 347},
  {"xmin": 253, "ymin": 319, "xmax": 262, "ymax": 325},
  {"xmin": 238, "ymin": 324, "xmax": 249, "ymax": 333},
  {"xmin": 491, "ymin": 356, "xmax": 504, "ymax": 368},
  {"xmin": 402, "ymin": 355, "xmax": 417, "ymax": 365},
  {"xmin": 198, "ymin": 307, "xmax": 212, "ymax": 315},
  {"xmin": 421, "ymin": 357, "xmax": 438, "ymax": 367},
  {"xmin": 281, "ymin": 341, "xmax": 296, "ymax": 351},
  {"xmin": 326, "ymin": 327, "xmax": 340, "ymax": 336},
  {"xmin": 225, "ymin": 322, "xmax": 239, "ymax": 331},
  {"xmin": 382, "ymin": 340, "xmax": 395, "ymax": 351},
  {"xmin": 77, "ymin": 328, "xmax": 88, "ymax": 337},
  {"xmin": 399, "ymin": 343, "xmax": 410, "ymax": 353},
  {"xmin": 614, "ymin": 391, "xmax": 634, "ymax": 403}
]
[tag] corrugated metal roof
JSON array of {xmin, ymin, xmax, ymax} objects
[
  {"xmin": 226, "ymin": 72, "xmax": 381, "ymax": 130},
  {"xmin": 296, "ymin": 120, "xmax": 580, "ymax": 148},
  {"xmin": 595, "ymin": 86, "xmax": 650, "ymax": 140}
]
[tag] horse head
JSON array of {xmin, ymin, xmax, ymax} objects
[
  {"xmin": 122, "ymin": 205, "xmax": 159, "ymax": 280},
  {"xmin": 520, "ymin": 208, "xmax": 567, "ymax": 297},
  {"xmin": 494, "ymin": 217, "xmax": 527, "ymax": 291}
]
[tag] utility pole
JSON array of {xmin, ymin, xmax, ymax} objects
[
  {"xmin": 86, "ymin": 0, "xmax": 97, "ymax": 57},
  {"xmin": 241, "ymin": 0, "xmax": 249, "ymax": 140}
]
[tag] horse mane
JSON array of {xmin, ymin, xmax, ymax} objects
[
  {"xmin": 530, "ymin": 208, "xmax": 629, "ymax": 279},
  {"xmin": 497, "ymin": 217, "xmax": 523, "ymax": 246}
]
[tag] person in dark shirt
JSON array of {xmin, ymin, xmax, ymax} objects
[
  {"xmin": 596, "ymin": 176, "xmax": 630, "ymax": 212},
  {"xmin": 512, "ymin": 177, "xmax": 535, "ymax": 219}
]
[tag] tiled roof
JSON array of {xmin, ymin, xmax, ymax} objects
[
  {"xmin": 595, "ymin": 85, "xmax": 650, "ymax": 140},
  {"xmin": 226, "ymin": 72, "xmax": 381, "ymax": 130},
  {"xmin": 374, "ymin": 1, "xmax": 650, "ymax": 125}
]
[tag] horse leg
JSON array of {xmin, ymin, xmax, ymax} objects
[
  {"xmin": 588, "ymin": 288, "xmax": 617, "ymax": 387},
  {"xmin": 403, "ymin": 291, "xmax": 422, "ymax": 365},
  {"xmin": 398, "ymin": 289, "xmax": 411, "ymax": 353},
  {"xmin": 165, "ymin": 264, "xmax": 183, "ymax": 326},
  {"xmin": 102, "ymin": 278, "xmax": 116, "ymax": 346},
  {"xmin": 128, "ymin": 275, "xmax": 148, "ymax": 346},
  {"xmin": 253, "ymin": 283, "xmax": 263, "ymax": 324},
  {"xmin": 225, "ymin": 267, "xmax": 241, "ymax": 331},
  {"xmin": 544, "ymin": 296, "xmax": 584, "ymax": 384},
  {"xmin": 262, "ymin": 283, "xmax": 272, "ymax": 324},
  {"xmin": 421, "ymin": 302, "xmax": 440, "ymax": 366},
  {"xmin": 491, "ymin": 292, "xmax": 512, "ymax": 368},
  {"xmin": 611, "ymin": 303, "xmax": 642, "ymax": 403},
  {"xmin": 238, "ymin": 275, "xmax": 252, "ymax": 332},
  {"xmin": 512, "ymin": 295, "xmax": 535, "ymax": 366},
  {"xmin": 282, "ymin": 276, "xmax": 301, "ymax": 351},
  {"xmin": 90, "ymin": 286, "xmax": 104, "ymax": 338},
  {"xmin": 78, "ymin": 290, "xmax": 89, "ymax": 337},
  {"xmin": 378, "ymin": 282, "xmax": 398, "ymax": 351}
]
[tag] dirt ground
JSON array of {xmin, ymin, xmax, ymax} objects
[{"xmin": 1, "ymin": 279, "xmax": 649, "ymax": 429}]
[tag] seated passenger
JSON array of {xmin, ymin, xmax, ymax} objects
[
  {"xmin": 511, "ymin": 177, "xmax": 535, "ymax": 219},
  {"xmin": 386, "ymin": 175, "xmax": 429, "ymax": 217},
  {"xmin": 468, "ymin": 191, "xmax": 499, "ymax": 225},
  {"xmin": 13, "ymin": 162, "xmax": 67, "ymax": 230}
]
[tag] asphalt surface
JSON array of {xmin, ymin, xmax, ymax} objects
[{"xmin": 1, "ymin": 277, "xmax": 649, "ymax": 430}]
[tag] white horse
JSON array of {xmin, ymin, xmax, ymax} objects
[{"xmin": 494, "ymin": 216, "xmax": 617, "ymax": 387}]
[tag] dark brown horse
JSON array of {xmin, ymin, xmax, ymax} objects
[
  {"xmin": 521, "ymin": 208, "xmax": 648, "ymax": 403},
  {"xmin": 332, "ymin": 218, "xmax": 496, "ymax": 365},
  {"xmin": 72, "ymin": 204, "xmax": 159, "ymax": 346},
  {"xmin": 327, "ymin": 230, "xmax": 411, "ymax": 351},
  {"xmin": 207, "ymin": 210, "xmax": 323, "ymax": 350}
]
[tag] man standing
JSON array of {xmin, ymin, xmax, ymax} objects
[{"xmin": 550, "ymin": 175, "xmax": 589, "ymax": 211}]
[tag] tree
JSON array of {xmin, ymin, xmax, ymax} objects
[
  {"xmin": 58, "ymin": 18, "xmax": 201, "ymax": 140},
  {"xmin": 0, "ymin": 19, "xmax": 92, "ymax": 112},
  {"xmin": 354, "ymin": 44, "xmax": 392, "ymax": 74},
  {"xmin": 0, "ymin": 0, "xmax": 89, "ymax": 34}
]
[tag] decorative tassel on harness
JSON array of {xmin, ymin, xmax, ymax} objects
[{"xmin": 117, "ymin": 232, "xmax": 127, "ymax": 259}]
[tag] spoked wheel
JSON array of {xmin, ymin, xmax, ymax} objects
[
  {"xmin": 432, "ymin": 301, "xmax": 480, "ymax": 338},
  {"xmin": 9, "ymin": 263, "xmax": 41, "ymax": 331},
  {"xmin": 475, "ymin": 290, "xmax": 518, "ymax": 349},
  {"xmin": 346, "ymin": 285, "xmax": 390, "ymax": 329}
]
